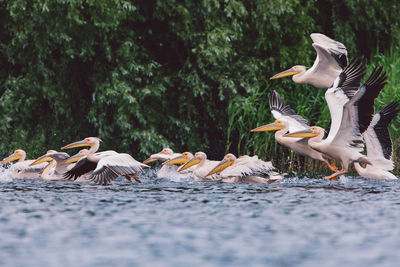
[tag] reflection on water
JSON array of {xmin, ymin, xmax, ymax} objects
[{"xmin": 0, "ymin": 168, "xmax": 399, "ymax": 266}]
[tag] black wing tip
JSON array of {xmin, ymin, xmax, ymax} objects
[{"xmin": 378, "ymin": 102, "xmax": 400, "ymax": 125}]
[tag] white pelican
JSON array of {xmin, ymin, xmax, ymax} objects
[
  {"xmin": 1, "ymin": 149, "xmax": 47, "ymax": 179},
  {"xmin": 30, "ymin": 150, "xmax": 85, "ymax": 181},
  {"xmin": 285, "ymin": 67, "xmax": 387, "ymax": 180},
  {"xmin": 206, "ymin": 154, "xmax": 283, "ymax": 184},
  {"xmin": 178, "ymin": 152, "xmax": 220, "ymax": 182},
  {"xmin": 61, "ymin": 137, "xmax": 148, "ymax": 185},
  {"xmin": 251, "ymin": 90, "xmax": 338, "ymax": 173},
  {"xmin": 143, "ymin": 148, "xmax": 182, "ymax": 178},
  {"xmin": 354, "ymin": 102, "xmax": 399, "ymax": 180},
  {"xmin": 270, "ymin": 33, "xmax": 348, "ymax": 88},
  {"xmin": 162, "ymin": 152, "xmax": 195, "ymax": 179}
]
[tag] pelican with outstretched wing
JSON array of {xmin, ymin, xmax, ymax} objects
[
  {"xmin": 354, "ymin": 102, "xmax": 399, "ymax": 179},
  {"xmin": 251, "ymin": 90, "xmax": 338, "ymax": 172},
  {"xmin": 270, "ymin": 33, "xmax": 348, "ymax": 88},
  {"xmin": 61, "ymin": 137, "xmax": 148, "ymax": 185}
]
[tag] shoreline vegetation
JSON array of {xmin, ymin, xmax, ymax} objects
[{"xmin": 0, "ymin": 1, "xmax": 399, "ymax": 174}]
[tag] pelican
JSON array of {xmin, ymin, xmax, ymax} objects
[
  {"xmin": 178, "ymin": 152, "xmax": 220, "ymax": 182},
  {"xmin": 30, "ymin": 150, "xmax": 84, "ymax": 181},
  {"xmin": 270, "ymin": 33, "xmax": 348, "ymax": 88},
  {"xmin": 251, "ymin": 90, "xmax": 338, "ymax": 173},
  {"xmin": 285, "ymin": 67, "xmax": 387, "ymax": 180},
  {"xmin": 354, "ymin": 102, "xmax": 399, "ymax": 180},
  {"xmin": 61, "ymin": 137, "xmax": 148, "ymax": 185},
  {"xmin": 1, "ymin": 149, "xmax": 47, "ymax": 179},
  {"xmin": 143, "ymin": 148, "xmax": 182, "ymax": 178},
  {"xmin": 206, "ymin": 154, "xmax": 283, "ymax": 184},
  {"xmin": 162, "ymin": 152, "xmax": 195, "ymax": 179}
]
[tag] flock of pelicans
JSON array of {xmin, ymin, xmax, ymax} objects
[{"xmin": 1, "ymin": 33, "xmax": 398, "ymax": 185}]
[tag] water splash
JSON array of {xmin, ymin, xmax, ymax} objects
[{"xmin": 0, "ymin": 165, "xmax": 12, "ymax": 182}]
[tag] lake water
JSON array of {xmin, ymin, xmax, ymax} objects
[{"xmin": 1, "ymin": 167, "xmax": 399, "ymax": 266}]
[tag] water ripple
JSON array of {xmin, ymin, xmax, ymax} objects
[{"xmin": 0, "ymin": 171, "xmax": 399, "ymax": 266}]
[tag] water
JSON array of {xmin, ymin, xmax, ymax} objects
[{"xmin": 1, "ymin": 168, "xmax": 400, "ymax": 266}]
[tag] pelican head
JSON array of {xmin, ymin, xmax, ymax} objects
[
  {"xmin": 29, "ymin": 150, "xmax": 59, "ymax": 166},
  {"xmin": 61, "ymin": 137, "xmax": 101, "ymax": 150},
  {"xmin": 251, "ymin": 120, "xmax": 286, "ymax": 132},
  {"xmin": 143, "ymin": 148, "xmax": 174, "ymax": 164},
  {"xmin": 1, "ymin": 149, "xmax": 26, "ymax": 164},
  {"xmin": 206, "ymin": 153, "xmax": 236, "ymax": 176},
  {"xmin": 270, "ymin": 65, "xmax": 306, "ymax": 80},
  {"xmin": 63, "ymin": 149, "xmax": 89, "ymax": 164},
  {"xmin": 178, "ymin": 152, "xmax": 206, "ymax": 172},
  {"xmin": 162, "ymin": 152, "xmax": 194, "ymax": 165},
  {"xmin": 283, "ymin": 126, "xmax": 322, "ymax": 138}
]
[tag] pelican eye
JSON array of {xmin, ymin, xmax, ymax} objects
[
  {"xmin": 276, "ymin": 120, "xmax": 282, "ymax": 125},
  {"xmin": 85, "ymin": 138, "xmax": 90, "ymax": 142},
  {"xmin": 14, "ymin": 150, "xmax": 19, "ymax": 154}
]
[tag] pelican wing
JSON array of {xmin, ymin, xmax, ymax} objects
[
  {"xmin": 91, "ymin": 153, "xmax": 148, "ymax": 185},
  {"xmin": 63, "ymin": 157, "xmax": 97, "ymax": 180},
  {"xmin": 363, "ymin": 102, "xmax": 399, "ymax": 170},
  {"xmin": 269, "ymin": 90, "xmax": 309, "ymax": 132},
  {"xmin": 310, "ymin": 33, "xmax": 348, "ymax": 70},
  {"xmin": 324, "ymin": 58, "xmax": 367, "ymax": 141},
  {"xmin": 17, "ymin": 160, "xmax": 48, "ymax": 174},
  {"xmin": 332, "ymin": 67, "xmax": 387, "ymax": 149}
]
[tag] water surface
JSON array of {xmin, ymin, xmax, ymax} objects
[{"xmin": 1, "ymin": 168, "xmax": 399, "ymax": 266}]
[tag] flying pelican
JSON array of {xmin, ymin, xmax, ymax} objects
[
  {"xmin": 270, "ymin": 33, "xmax": 348, "ymax": 88},
  {"xmin": 251, "ymin": 90, "xmax": 338, "ymax": 173},
  {"xmin": 206, "ymin": 153, "xmax": 283, "ymax": 184},
  {"xmin": 143, "ymin": 148, "xmax": 182, "ymax": 178},
  {"xmin": 354, "ymin": 102, "xmax": 399, "ymax": 180},
  {"xmin": 178, "ymin": 152, "xmax": 220, "ymax": 182},
  {"xmin": 1, "ymin": 149, "xmax": 47, "ymax": 179},
  {"xmin": 61, "ymin": 137, "xmax": 148, "ymax": 185},
  {"xmin": 285, "ymin": 67, "xmax": 387, "ymax": 180}
]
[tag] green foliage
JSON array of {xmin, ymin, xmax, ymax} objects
[{"xmin": 0, "ymin": 0, "xmax": 399, "ymax": 173}]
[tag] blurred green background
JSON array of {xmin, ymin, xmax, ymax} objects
[{"xmin": 1, "ymin": 0, "xmax": 399, "ymax": 173}]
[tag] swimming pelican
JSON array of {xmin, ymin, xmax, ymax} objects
[
  {"xmin": 285, "ymin": 67, "xmax": 387, "ymax": 180},
  {"xmin": 206, "ymin": 154, "xmax": 283, "ymax": 184},
  {"xmin": 178, "ymin": 152, "xmax": 220, "ymax": 182},
  {"xmin": 270, "ymin": 33, "xmax": 348, "ymax": 88},
  {"xmin": 143, "ymin": 148, "xmax": 182, "ymax": 178},
  {"xmin": 354, "ymin": 102, "xmax": 399, "ymax": 180},
  {"xmin": 61, "ymin": 137, "xmax": 148, "ymax": 185},
  {"xmin": 30, "ymin": 150, "xmax": 85, "ymax": 181},
  {"xmin": 162, "ymin": 152, "xmax": 195, "ymax": 179},
  {"xmin": 1, "ymin": 149, "xmax": 47, "ymax": 179},
  {"xmin": 251, "ymin": 90, "xmax": 338, "ymax": 173}
]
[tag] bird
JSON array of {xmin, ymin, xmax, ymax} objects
[
  {"xmin": 178, "ymin": 152, "xmax": 220, "ymax": 182},
  {"xmin": 270, "ymin": 33, "xmax": 348, "ymax": 88},
  {"xmin": 161, "ymin": 152, "xmax": 195, "ymax": 179},
  {"xmin": 354, "ymin": 102, "xmax": 399, "ymax": 180},
  {"xmin": 206, "ymin": 153, "xmax": 283, "ymax": 184},
  {"xmin": 251, "ymin": 90, "xmax": 338, "ymax": 173},
  {"xmin": 30, "ymin": 150, "xmax": 86, "ymax": 181},
  {"xmin": 284, "ymin": 66, "xmax": 387, "ymax": 180},
  {"xmin": 61, "ymin": 137, "xmax": 148, "ymax": 185},
  {"xmin": 143, "ymin": 148, "xmax": 183, "ymax": 178},
  {"xmin": 1, "ymin": 149, "xmax": 48, "ymax": 179}
]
